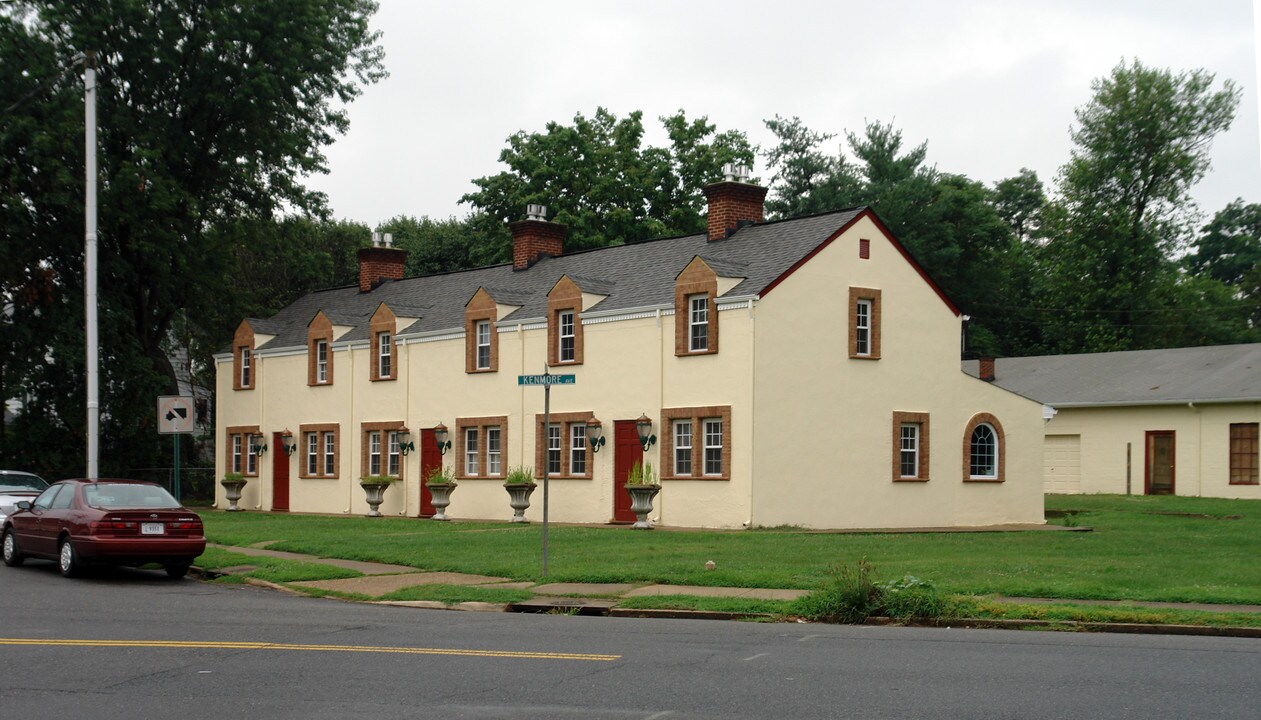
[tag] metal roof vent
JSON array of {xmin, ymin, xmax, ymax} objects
[
  {"xmin": 722, "ymin": 163, "xmax": 751, "ymax": 183},
  {"xmin": 382, "ymin": 232, "xmax": 393, "ymax": 248},
  {"xmin": 526, "ymin": 204, "xmax": 547, "ymax": 222}
]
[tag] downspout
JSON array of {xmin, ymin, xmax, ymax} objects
[
  {"xmin": 401, "ymin": 339, "xmax": 411, "ymax": 516},
  {"xmin": 1188, "ymin": 401, "xmax": 1202, "ymax": 496},
  {"xmin": 256, "ymin": 354, "xmax": 264, "ymax": 510},
  {"xmin": 345, "ymin": 344, "xmax": 355, "ymax": 514},
  {"xmin": 747, "ymin": 300, "xmax": 756, "ymax": 529},
  {"xmin": 656, "ymin": 307, "xmax": 664, "ymax": 525}
]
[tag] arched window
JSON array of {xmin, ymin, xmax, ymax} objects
[
  {"xmin": 963, "ymin": 413, "xmax": 1005, "ymax": 482},
  {"xmin": 970, "ymin": 424, "xmax": 997, "ymax": 479}
]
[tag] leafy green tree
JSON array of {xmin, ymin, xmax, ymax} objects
[
  {"xmin": 461, "ymin": 108, "xmax": 754, "ymax": 259},
  {"xmin": 0, "ymin": 0, "xmax": 384, "ymax": 477},
  {"xmin": 1039, "ymin": 60, "xmax": 1240, "ymax": 353},
  {"xmin": 762, "ymin": 115, "xmax": 861, "ymax": 218},
  {"xmin": 992, "ymin": 169, "xmax": 1047, "ymax": 243},
  {"xmin": 1185, "ymin": 200, "xmax": 1261, "ymax": 286}
]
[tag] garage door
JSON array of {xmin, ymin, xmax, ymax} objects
[{"xmin": 1043, "ymin": 434, "xmax": 1081, "ymax": 494}]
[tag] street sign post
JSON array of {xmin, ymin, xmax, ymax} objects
[
  {"xmin": 157, "ymin": 395, "xmax": 195, "ymax": 501},
  {"xmin": 517, "ymin": 371, "xmax": 575, "ymax": 577}
]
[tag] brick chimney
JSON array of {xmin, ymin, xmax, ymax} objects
[
  {"xmin": 978, "ymin": 357, "xmax": 996, "ymax": 382},
  {"xmin": 510, "ymin": 205, "xmax": 565, "ymax": 271},
  {"xmin": 703, "ymin": 165, "xmax": 767, "ymax": 242},
  {"xmin": 357, "ymin": 232, "xmax": 407, "ymax": 293}
]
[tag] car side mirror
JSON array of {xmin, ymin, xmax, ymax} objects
[{"xmin": 15, "ymin": 500, "xmax": 31, "ymax": 510}]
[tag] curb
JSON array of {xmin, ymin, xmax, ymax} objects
[{"xmin": 914, "ymin": 617, "xmax": 1261, "ymax": 639}]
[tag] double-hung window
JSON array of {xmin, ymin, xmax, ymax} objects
[
  {"xmin": 465, "ymin": 428, "xmax": 480, "ymax": 476},
  {"xmin": 232, "ymin": 435, "xmax": 243, "ymax": 474},
  {"xmin": 689, "ymin": 295, "xmax": 709, "ymax": 352},
  {"xmin": 476, "ymin": 321, "xmax": 491, "ymax": 370},
  {"xmin": 486, "ymin": 427, "xmax": 502, "ymax": 476},
  {"xmin": 378, "ymin": 332, "xmax": 392, "ymax": 378},
  {"xmin": 306, "ymin": 433, "xmax": 319, "ymax": 475},
  {"xmin": 240, "ymin": 347, "xmax": 252, "ymax": 387},
  {"xmin": 546, "ymin": 424, "xmax": 562, "ymax": 476},
  {"xmin": 323, "ymin": 432, "xmax": 336, "ymax": 476},
  {"xmin": 246, "ymin": 438, "xmax": 258, "ymax": 475},
  {"xmin": 673, "ymin": 420, "xmax": 693, "ymax": 476},
  {"xmin": 368, "ymin": 431, "xmax": 382, "ymax": 476},
  {"xmin": 387, "ymin": 431, "xmax": 401, "ymax": 477},
  {"xmin": 316, "ymin": 340, "xmax": 329, "ymax": 383},
  {"xmin": 855, "ymin": 300, "xmax": 872, "ymax": 356},
  {"xmin": 899, "ymin": 424, "xmax": 919, "ymax": 479},
  {"xmin": 703, "ymin": 419, "xmax": 723, "ymax": 476},
  {"xmin": 570, "ymin": 423, "xmax": 587, "ymax": 475},
  {"xmin": 558, "ymin": 310, "xmax": 576, "ymax": 363}
]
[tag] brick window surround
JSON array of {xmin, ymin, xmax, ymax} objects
[
  {"xmin": 465, "ymin": 289, "xmax": 499, "ymax": 373},
  {"xmin": 962, "ymin": 413, "xmax": 1005, "ymax": 483},
  {"xmin": 659, "ymin": 406, "xmax": 732, "ymax": 481},
  {"xmin": 891, "ymin": 411, "xmax": 929, "ymax": 482},
  {"xmin": 226, "ymin": 424, "xmax": 261, "ymax": 478},
  {"xmin": 298, "ymin": 423, "xmax": 339, "ymax": 479},
  {"xmin": 360, "ymin": 420, "xmax": 405, "ymax": 479},
  {"xmin": 456, "ymin": 416, "xmax": 508, "ymax": 479},
  {"xmin": 849, "ymin": 287, "xmax": 882, "ymax": 360},
  {"xmin": 675, "ymin": 259, "xmax": 718, "ymax": 357},
  {"xmin": 232, "ymin": 322, "xmax": 255, "ymax": 390},
  {"xmin": 547, "ymin": 276, "xmax": 584, "ymax": 366},
  {"xmin": 307, "ymin": 312, "xmax": 334, "ymax": 386},
  {"xmin": 1230, "ymin": 423, "xmax": 1259, "ymax": 485},
  {"xmin": 369, "ymin": 304, "xmax": 397, "ymax": 382},
  {"xmin": 534, "ymin": 411, "xmax": 596, "ymax": 480}
]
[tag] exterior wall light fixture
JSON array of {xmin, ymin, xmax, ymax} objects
[
  {"xmin": 250, "ymin": 432, "xmax": 268, "ymax": 456},
  {"xmin": 635, "ymin": 414, "xmax": 656, "ymax": 452},
  {"xmin": 397, "ymin": 429, "xmax": 415, "ymax": 456},
  {"xmin": 433, "ymin": 422, "xmax": 452, "ymax": 455},
  {"xmin": 280, "ymin": 431, "xmax": 297, "ymax": 456},
  {"xmin": 587, "ymin": 419, "xmax": 605, "ymax": 453}
]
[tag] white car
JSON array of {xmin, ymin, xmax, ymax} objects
[{"xmin": 0, "ymin": 471, "xmax": 49, "ymax": 525}]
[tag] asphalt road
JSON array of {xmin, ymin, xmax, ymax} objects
[{"xmin": 1, "ymin": 560, "xmax": 1259, "ymax": 719}]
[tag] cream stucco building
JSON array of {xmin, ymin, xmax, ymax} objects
[
  {"xmin": 964, "ymin": 345, "xmax": 1261, "ymax": 499},
  {"xmin": 214, "ymin": 178, "xmax": 1046, "ymax": 529}
]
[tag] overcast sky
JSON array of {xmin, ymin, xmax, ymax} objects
[{"xmin": 305, "ymin": 0, "xmax": 1261, "ymax": 230}]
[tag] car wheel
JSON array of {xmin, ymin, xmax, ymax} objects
[
  {"xmin": 2, "ymin": 529, "xmax": 24, "ymax": 567},
  {"xmin": 165, "ymin": 563, "xmax": 190, "ymax": 579},
  {"xmin": 58, "ymin": 538, "xmax": 82, "ymax": 578}
]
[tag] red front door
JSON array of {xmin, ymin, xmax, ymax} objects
[
  {"xmin": 271, "ymin": 431, "xmax": 290, "ymax": 511},
  {"xmin": 613, "ymin": 420, "xmax": 642, "ymax": 523},
  {"xmin": 419, "ymin": 428, "xmax": 440, "ymax": 517}
]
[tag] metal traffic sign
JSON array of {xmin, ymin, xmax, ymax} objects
[
  {"xmin": 157, "ymin": 395, "xmax": 195, "ymax": 434},
  {"xmin": 518, "ymin": 373, "xmax": 576, "ymax": 386}
]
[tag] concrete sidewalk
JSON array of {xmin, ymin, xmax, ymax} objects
[{"xmin": 205, "ymin": 543, "xmax": 1261, "ymax": 615}]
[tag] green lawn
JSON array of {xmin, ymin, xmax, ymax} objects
[{"xmin": 200, "ymin": 494, "xmax": 1261, "ymax": 606}]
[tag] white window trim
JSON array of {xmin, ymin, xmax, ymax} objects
[
  {"xmin": 316, "ymin": 340, "xmax": 328, "ymax": 383},
  {"xmin": 546, "ymin": 424, "xmax": 562, "ymax": 476},
  {"xmin": 232, "ymin": 435, "xmax": 243, "ymax": 474},
  {"xmin": 369, "ymin": 431, "xmax": 382, "ymax": 476},
  {"xmin": 674, "ymin": 419, "xmax": 693, "ymax": 476},
  {"xmin": 465, "ymin": 427, "xmax": 480, "ymax": 476},
  {"xmin": 476, "ymin": 321, "xmax": 491, "ymax": 370},
  {"xmin": 323, "ymin": 432, "xmax": 336, "ymax": 476},
  {"xmin": 378, "ymin": 332, "xmax": 392, "ymax": 378},
  {"xmin": 559, "ymin": 310, "xmax": 576, "ymax": 363},
  {"xmin": 969, "ymin": 423, "xmax": 998, "ymax": 479},
  {"xmin": 240, "ymin": 347, "xmax": 252, "ymax": 386},
  {"xmin": 689, "ymin": 294, "xmax": 709, "ymax": 352},
  {"xmin": 703, "ymin": 418, "xmax": 723, "ymax": 476},
  {"xmin": 570, "ymin": 423, "xmax": 587, "ymax": 474},
  {"xmin": 855, "ymin": 299, "xmax": 872, "ymax": 357},
  {"xmin": 900, "ymin": 424, "xmax": 919, "ymax": 479},
  {"xmin": 306, "ymin": 433, "xmax": 318, "ymax": 475},
  {"xmin": 486, "ymin": 426, "xmax": 501, "ymax": 476}
]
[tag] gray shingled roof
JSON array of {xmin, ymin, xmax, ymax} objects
[
  {"xmin": 237, "ymin": 209, "xmax": 866, "ymax": 354},
  {"xmin": 962, "ymin": 344, "xmax": 1261, "ymax": 406}
]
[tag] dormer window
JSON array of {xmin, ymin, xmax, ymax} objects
[
  {"xmin": 307, "ymin": 310, "xmax": 336, "ymax": 386},
  {"xmin": 316, "ymin": 340, "xmax": 329, "ymax": 382},
  {"xmin": 465, "ymin": 288, "xmax": 500, "ymax": 373},
  {"xmin": 547, "ymin": 275, "xmax": 587, "ymax": 366},
  {"xmin": 476, "ymin": 322, "xmax": 491, "ymax": 369},
  {"xmin": 689, "ymin": 295, "xmax": 709, "ymax": 352},
  {"xmin": 232, "ymin": 320, "xmax": 257, "ymax": 390},
  {"xmin": 558, "ymin": 310, "xmax": 575, "ymax": 362},
  {"xmin": 240, "ymin": 347, "xmax": 252, "ymax": 387},
  {"xmin": 378, "ymin": 331, "xmax": 392, "ymax": 378}
]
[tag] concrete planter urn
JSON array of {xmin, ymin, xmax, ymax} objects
[
  {"xmin": 359, "ymin": 476, "xmax": 396, "ymax": 517},
  {"xmin": 503, "ymin": 483, "xmax": 537, "ymax": 523},
  {"xmin": 426, "ymin": 483, "xmax": 456, "ymax": 521},
  {"xmin": 220, "ymin": 474, "xmax": 247, "ymax": 512},
  {"xmin": 624, "ymin": 484, "xmax": 661, "ymax": 530}
]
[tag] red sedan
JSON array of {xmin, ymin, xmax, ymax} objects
[{"xmin": 1, "ymin": 479, "xmax": 206, "ymax": 578}]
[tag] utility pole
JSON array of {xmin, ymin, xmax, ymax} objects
[{"xmin": 84, "ymin": 51, "xmax": 99, "ymax": 479}]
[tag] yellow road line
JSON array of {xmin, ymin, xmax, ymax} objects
[{"xmin": 0, "ymin": 638, "xmax": 619, "ymax": 662}]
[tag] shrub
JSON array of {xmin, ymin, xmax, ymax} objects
[
  {"xmin": 504, "ymin": 466, "xmax": 535, "ymax": 485},
  {"xmin": 876, "ymin": 575, "xmax": 947, "ymax": 622}
]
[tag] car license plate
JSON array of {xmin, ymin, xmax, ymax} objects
[{"xmin": 141, "ymin": 522, "xmax": 165, "ymax": 535}]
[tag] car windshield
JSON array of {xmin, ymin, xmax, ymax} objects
[
  {"xmin": 84, "ymin": 483, "xmax": 181, "ymax": 509},
  {"xmin": 0, "ymin": 473, "xmax": 48, "ymax": 493}
]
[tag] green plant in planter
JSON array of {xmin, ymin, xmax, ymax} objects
[
  {"xmin": 424, "ymin": 466, "xmax": 457, "ymax": 487},
  {"xmin": 221, "ymin": 472, "xmax": 246, "ymax": 484},
  {"xmin": 503, "ymin": 466, "xmax": 535, "ymax": 486},
  {"xmin": 625, "ymin": 460, "xmax": 658, "ymax": 486},
  {"xmin": 360, "ymin": 474, "xmax": 400, "ymax": 486}
]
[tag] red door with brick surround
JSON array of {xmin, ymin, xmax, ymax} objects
[
  {"xmin": 613, "ymin": 420, "xmax": 642, "ymax": 523},
  {"xmin": 271, "ymin": 431, "xmax": 290, "ymax": 511},
  {"xmin": 419, "ymin": 428, "xmax": 440, "ymax": 517}
]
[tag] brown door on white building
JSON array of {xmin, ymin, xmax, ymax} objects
[{"xmin": 1145, "ymin": 431, "xmax": 1175, "ymax": 495}]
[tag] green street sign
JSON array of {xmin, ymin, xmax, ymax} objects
[{"xmin": 518, "ymin": 374, "xmax": 576, "ymax": 386}]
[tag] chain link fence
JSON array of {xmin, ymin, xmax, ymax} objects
[{"xmin": 126, "ymin": 467, "xmax": 216, "ymax": 507}]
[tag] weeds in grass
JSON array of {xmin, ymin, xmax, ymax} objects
[{"xmin": 790, "ymin": 560, "xmax": 882, "ymax": 623}]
